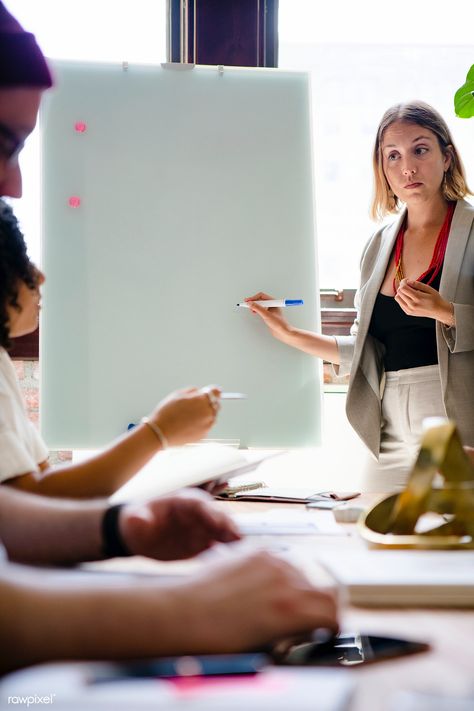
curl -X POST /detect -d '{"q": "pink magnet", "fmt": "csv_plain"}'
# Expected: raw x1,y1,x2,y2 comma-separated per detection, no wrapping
74,121,87,133
68,196,81,208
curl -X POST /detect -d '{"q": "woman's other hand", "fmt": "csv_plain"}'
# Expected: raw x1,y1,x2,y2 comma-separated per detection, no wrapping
244,292,293,342
395,279,454,324
150,385,221,447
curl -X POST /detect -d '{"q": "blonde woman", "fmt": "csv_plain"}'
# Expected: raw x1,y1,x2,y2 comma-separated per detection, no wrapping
247,102,474,491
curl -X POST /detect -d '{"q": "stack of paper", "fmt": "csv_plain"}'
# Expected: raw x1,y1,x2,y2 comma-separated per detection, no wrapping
317,550,474,607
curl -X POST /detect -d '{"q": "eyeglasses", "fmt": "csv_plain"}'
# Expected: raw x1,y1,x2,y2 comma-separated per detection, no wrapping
0,122,24,165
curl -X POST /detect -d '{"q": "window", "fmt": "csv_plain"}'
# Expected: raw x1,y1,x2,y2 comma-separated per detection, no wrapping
279,0,474,288
10,0,167,265
11,1,474,305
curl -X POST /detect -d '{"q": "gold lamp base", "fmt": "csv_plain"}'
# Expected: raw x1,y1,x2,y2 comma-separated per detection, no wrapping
359,421,474,549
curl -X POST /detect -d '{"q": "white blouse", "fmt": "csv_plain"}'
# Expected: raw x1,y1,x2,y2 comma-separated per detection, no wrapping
0,348,49,482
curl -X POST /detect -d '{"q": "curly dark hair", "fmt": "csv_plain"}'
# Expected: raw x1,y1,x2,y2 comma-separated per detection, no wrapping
0,199,37,349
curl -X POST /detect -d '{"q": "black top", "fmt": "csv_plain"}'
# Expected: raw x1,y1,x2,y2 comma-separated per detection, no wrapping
368,270,442,372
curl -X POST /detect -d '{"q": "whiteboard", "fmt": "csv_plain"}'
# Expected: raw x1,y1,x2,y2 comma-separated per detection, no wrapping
40,61,321,449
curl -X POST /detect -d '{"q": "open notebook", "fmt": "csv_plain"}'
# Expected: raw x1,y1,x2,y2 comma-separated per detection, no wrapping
110,445,275,503
216,488,360,504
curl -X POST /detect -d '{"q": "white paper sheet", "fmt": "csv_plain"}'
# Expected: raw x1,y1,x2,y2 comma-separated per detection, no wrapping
234,510,347,536
0,664,354,711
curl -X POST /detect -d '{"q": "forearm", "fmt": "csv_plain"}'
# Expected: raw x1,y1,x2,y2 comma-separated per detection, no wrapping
0,488,106,564
7,421,161,498
446,303,474,351
435,298,455,327
278,327,340,364
1,570,193,674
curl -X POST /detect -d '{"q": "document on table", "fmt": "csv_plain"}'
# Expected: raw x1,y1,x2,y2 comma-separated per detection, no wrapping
317,550,474,607
0,664,354,711
233,510,347,536
111,445,276,502
390,690,474,711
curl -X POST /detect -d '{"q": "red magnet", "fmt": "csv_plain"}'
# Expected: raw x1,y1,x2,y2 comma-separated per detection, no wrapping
74,121,87,133
68,196,81,208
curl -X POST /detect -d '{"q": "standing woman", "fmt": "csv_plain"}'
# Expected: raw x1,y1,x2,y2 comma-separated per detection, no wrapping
247,102,474,491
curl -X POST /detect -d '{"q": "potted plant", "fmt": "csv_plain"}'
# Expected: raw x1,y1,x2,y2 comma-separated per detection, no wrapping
454,64,474,118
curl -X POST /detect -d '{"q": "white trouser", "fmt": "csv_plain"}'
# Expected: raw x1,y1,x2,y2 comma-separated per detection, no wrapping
362,364,445,492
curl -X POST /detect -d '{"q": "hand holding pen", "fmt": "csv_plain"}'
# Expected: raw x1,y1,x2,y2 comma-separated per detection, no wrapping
146,387,247,449
243,292,296,343
148,386,222,448
237,298,304,308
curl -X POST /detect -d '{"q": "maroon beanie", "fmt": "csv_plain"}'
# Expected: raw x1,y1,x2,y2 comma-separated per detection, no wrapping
0,1,53,87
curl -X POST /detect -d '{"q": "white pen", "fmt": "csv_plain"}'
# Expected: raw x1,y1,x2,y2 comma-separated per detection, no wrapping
236,299,304,308
201,386,248,400
220,392,248,399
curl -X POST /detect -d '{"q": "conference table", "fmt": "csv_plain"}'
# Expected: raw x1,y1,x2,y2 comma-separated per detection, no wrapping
4,443,473,711
220,497,474,710
86,491,474,711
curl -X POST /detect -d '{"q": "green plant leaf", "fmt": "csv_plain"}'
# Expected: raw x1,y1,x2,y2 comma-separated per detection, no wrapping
454,64,474,118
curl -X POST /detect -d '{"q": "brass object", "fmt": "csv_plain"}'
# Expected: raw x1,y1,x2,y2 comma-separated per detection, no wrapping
359,420,474,549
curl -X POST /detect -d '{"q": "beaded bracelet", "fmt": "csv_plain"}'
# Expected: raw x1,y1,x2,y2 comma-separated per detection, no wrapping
444,302,456,329
141,416,169,449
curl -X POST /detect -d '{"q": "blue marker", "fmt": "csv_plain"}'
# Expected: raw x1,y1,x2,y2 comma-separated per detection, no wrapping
236,299,304,308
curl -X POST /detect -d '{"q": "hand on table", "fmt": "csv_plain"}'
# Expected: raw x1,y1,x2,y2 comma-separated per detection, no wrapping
120,489,241,560
181,549,339,652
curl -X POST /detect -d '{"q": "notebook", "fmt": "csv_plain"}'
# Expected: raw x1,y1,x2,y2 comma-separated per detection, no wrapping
317,550,474,607
216,487,360,504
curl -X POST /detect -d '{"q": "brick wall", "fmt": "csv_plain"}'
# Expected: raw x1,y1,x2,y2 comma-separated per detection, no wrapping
14,359,72,465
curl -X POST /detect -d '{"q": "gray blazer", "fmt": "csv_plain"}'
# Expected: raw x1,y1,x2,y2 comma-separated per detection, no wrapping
335,199,474,456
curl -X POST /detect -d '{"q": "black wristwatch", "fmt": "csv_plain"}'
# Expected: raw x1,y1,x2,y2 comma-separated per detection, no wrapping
101,504,133,558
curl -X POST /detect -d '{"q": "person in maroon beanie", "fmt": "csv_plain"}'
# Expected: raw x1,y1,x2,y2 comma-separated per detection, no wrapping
0,2,53,87
0,1,52,198
0,2,338,676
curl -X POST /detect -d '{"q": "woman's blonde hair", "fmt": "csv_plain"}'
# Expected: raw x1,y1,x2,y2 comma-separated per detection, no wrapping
371,101,472,221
